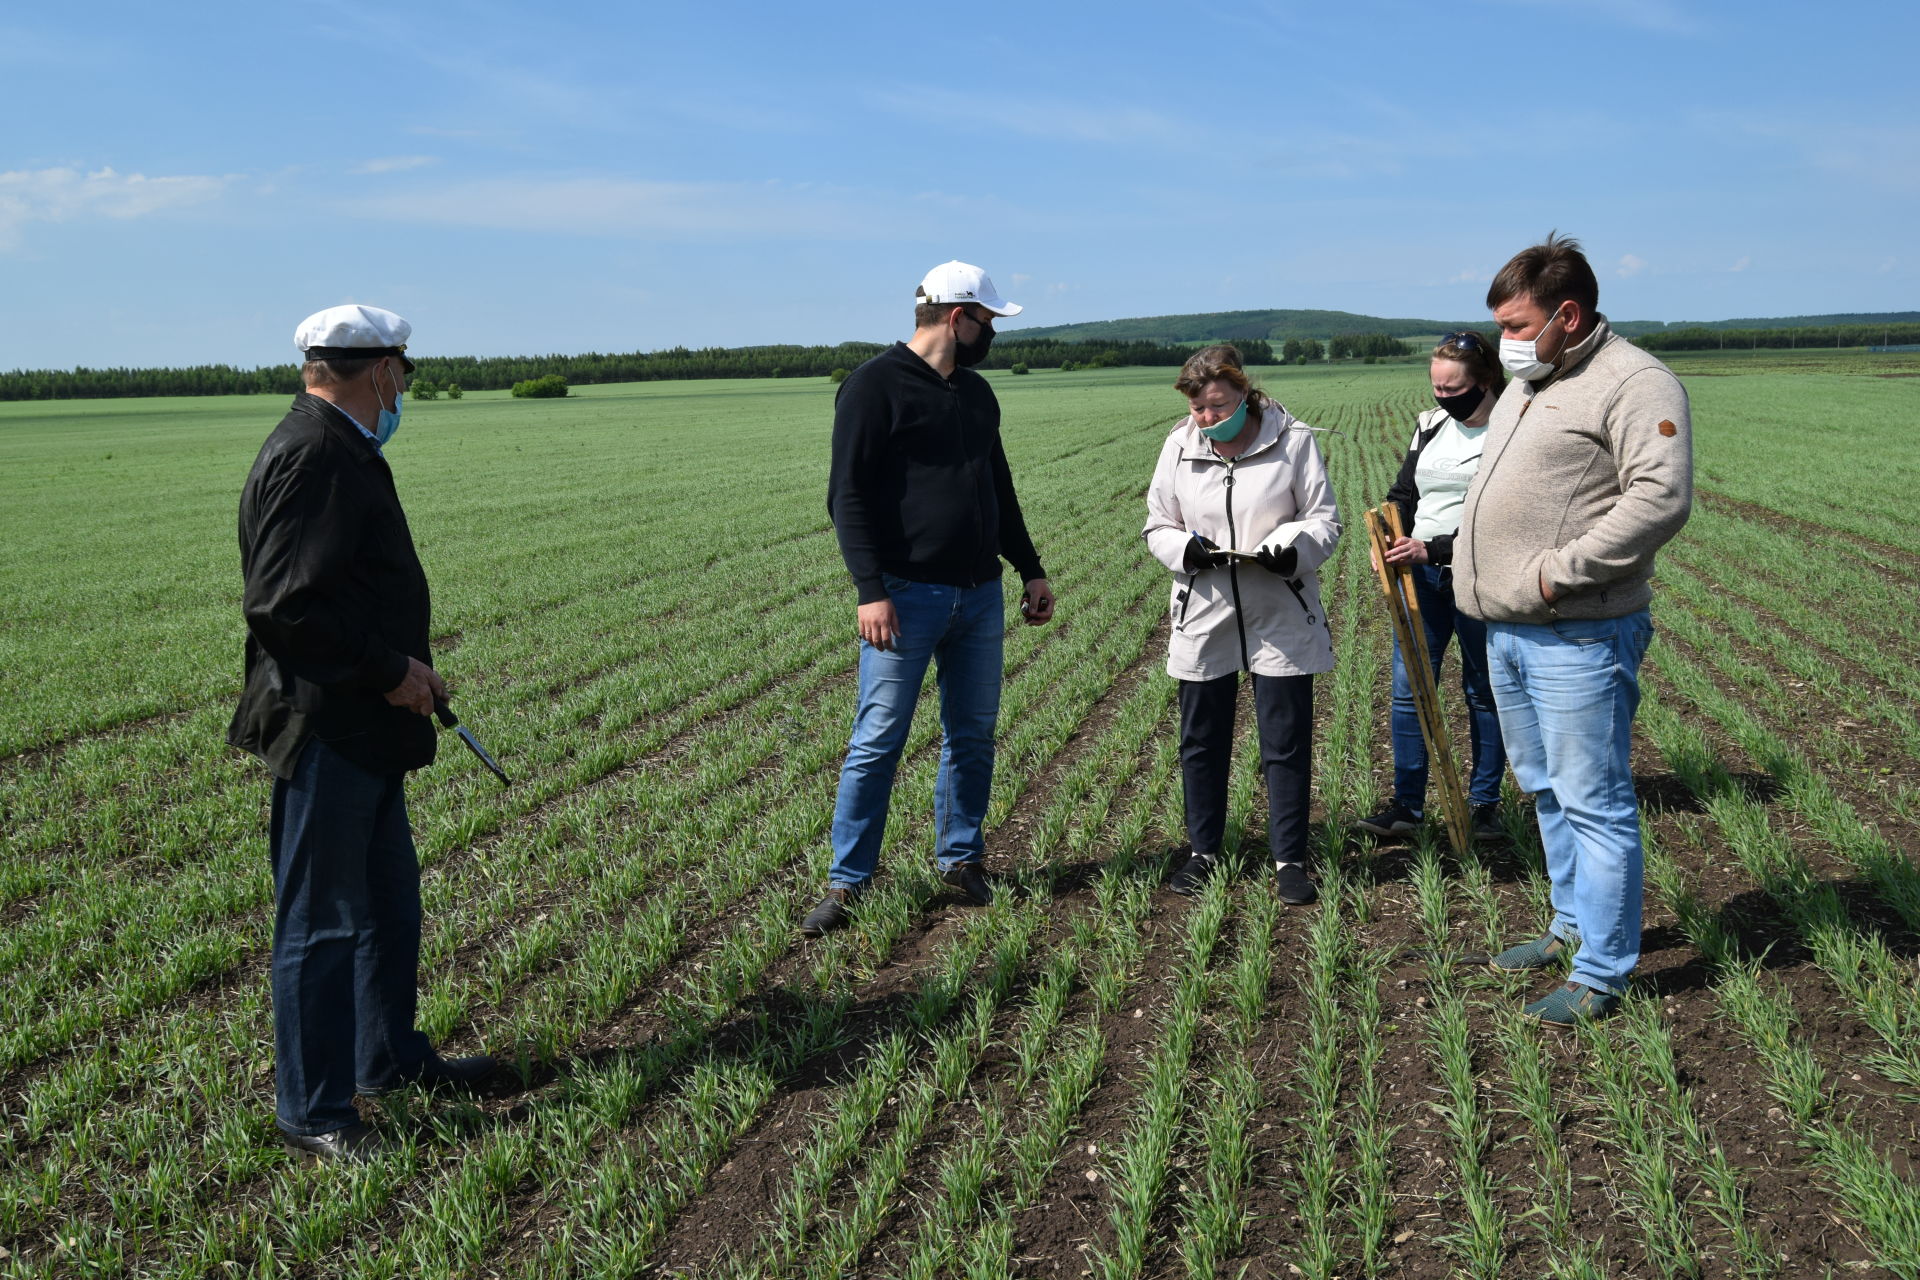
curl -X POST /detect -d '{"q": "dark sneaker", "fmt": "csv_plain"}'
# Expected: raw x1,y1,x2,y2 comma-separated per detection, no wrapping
941,863,994,907
800,887,858,937
1272,861,1318,905
359,1053,498,1097
1168,852,1219,896
1489,930,1579,973
1352,802,1421,837
1524,982,1620,1026
1470,803,1504,843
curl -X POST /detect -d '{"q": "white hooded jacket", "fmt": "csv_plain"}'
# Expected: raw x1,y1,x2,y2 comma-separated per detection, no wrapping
1143,401,1341,681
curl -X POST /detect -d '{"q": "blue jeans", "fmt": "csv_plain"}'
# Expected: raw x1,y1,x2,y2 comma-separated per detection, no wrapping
1485,611,1653,996
1390,565,1505,810
269,738,432,1135
829,576,1004,890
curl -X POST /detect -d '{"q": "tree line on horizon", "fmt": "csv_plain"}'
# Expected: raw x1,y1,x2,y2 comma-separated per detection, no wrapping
9,316,1915,402
0,337,1277,402
1630,322,1920,352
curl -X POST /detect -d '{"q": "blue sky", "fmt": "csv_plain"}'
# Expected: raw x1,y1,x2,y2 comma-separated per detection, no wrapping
2,0,1913,369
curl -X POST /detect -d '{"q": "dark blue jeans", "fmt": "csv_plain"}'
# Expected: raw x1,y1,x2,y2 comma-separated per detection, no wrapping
269,738,432,1135
1390,564,1506,810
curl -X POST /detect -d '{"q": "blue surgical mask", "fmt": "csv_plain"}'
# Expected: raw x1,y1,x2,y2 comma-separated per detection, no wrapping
375,393,403,446
372,360,404,446
1199,396,1248,442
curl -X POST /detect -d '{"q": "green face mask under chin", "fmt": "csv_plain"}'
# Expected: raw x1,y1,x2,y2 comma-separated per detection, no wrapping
1199,396,1248,442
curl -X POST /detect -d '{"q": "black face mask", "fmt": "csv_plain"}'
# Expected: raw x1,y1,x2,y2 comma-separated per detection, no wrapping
1435,385,1486,421
953,316,994,368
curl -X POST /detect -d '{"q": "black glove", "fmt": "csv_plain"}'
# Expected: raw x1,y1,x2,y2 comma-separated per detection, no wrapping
1185,533,1230,572
1255,543,1298,577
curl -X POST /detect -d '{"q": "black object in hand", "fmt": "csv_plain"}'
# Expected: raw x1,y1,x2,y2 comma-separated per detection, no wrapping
1185,533,1230,571
1255,544,1298,576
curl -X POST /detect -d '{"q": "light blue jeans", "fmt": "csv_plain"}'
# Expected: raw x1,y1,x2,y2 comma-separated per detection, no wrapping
1485,610,1653,996
828,575,1004,890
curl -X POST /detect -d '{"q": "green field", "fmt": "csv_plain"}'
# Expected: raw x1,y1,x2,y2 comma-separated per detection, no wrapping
3,350,1919,1277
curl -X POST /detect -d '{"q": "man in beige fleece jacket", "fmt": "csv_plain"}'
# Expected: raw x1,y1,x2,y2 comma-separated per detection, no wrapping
1455,233,1693,1026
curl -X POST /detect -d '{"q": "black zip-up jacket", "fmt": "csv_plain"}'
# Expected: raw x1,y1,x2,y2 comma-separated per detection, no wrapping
828,343,1045,605
227,393,436,778
1384,412,1458,567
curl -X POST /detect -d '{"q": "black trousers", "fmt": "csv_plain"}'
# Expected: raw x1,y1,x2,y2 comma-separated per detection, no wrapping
1178,672,1314,864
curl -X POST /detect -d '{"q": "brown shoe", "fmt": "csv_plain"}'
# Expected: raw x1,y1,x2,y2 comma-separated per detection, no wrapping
800,887,857,937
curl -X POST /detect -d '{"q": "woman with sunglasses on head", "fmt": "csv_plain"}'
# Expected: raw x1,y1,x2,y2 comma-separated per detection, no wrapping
1354,332,1509,843
1144,345,1341,904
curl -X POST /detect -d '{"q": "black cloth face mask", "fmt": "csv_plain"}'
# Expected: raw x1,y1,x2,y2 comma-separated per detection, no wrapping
1434,385,1486,421
953,329,993,368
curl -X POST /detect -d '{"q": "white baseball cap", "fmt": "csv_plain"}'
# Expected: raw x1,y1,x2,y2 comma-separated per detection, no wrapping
295,304,415,370
916,261,1022,318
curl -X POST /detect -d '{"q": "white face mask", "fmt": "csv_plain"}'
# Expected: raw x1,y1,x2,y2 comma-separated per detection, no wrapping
1499,306,1567,382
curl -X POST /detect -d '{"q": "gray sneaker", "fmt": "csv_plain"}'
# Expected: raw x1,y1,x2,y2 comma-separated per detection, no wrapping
1489,930,1579,973
1470,803,1504,843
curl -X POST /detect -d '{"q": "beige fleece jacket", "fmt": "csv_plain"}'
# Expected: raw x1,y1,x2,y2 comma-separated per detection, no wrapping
1455,317,1693,623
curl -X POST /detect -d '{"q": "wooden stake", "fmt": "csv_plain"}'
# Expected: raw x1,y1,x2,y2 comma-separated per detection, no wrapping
1365,503,1474,855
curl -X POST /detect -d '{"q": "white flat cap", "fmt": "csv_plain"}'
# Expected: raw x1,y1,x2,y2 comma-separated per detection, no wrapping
916,261,1022,317
295,304,413,363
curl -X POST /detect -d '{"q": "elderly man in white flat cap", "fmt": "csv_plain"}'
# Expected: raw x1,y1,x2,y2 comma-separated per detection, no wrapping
802,262,1056,937
228,304,494,1162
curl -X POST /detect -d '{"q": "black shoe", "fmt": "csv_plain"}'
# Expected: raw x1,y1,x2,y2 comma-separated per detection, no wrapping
1168,852,1219,896
941,863,994,907
1470,803,1504,843
1273,861,1318,905
800,887,857,937
279,1122,389,1164
1352,802,1421,837
360,1053,499,1097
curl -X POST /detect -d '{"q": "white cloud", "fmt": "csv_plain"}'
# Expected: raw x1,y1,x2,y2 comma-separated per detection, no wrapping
344,172,1065,242
1482,0,1702,35
0,166,231,250
1692,111,1920,193
346,175,908,240
353,155,439,175
1447,268,1487,285
1010,273,1033,285
871,88,1182,146
1729,256,1751,272
1616,253,1648,278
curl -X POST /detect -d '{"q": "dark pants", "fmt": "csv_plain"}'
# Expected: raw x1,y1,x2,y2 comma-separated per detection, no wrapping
1178,672,1314,864
269,739,432,1135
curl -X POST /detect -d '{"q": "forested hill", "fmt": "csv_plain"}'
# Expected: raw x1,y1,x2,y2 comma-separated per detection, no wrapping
1011,308,1920,344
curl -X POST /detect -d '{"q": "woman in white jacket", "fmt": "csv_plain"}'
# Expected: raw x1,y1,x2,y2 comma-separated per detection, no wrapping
1143,345,1341,903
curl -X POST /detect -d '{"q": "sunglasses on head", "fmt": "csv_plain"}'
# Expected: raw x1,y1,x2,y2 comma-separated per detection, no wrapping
1438,331,1483,351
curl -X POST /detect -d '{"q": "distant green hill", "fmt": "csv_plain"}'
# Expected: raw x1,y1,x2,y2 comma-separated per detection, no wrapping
1010,308,1919,344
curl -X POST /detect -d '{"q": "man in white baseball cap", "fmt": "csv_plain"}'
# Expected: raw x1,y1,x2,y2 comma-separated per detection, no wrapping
228,304,494,1161
804,262,1054,937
